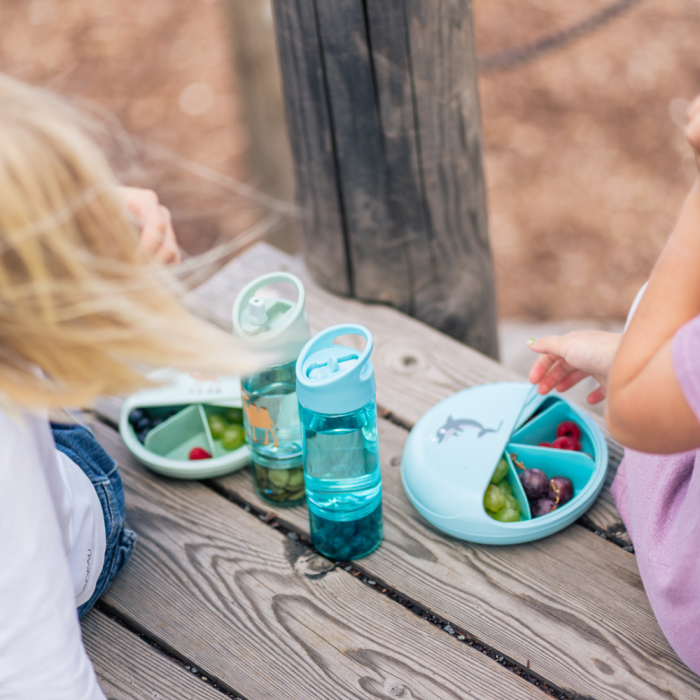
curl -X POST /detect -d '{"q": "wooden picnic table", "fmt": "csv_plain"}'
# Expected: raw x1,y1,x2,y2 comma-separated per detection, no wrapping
81,242,700,700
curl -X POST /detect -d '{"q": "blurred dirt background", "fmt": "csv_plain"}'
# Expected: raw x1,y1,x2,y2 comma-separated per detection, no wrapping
1,0,699,321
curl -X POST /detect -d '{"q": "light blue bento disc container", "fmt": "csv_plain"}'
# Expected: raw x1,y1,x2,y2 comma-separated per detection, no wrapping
401,383,608,545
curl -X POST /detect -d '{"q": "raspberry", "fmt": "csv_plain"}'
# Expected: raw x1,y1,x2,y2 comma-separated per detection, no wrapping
551,436,578,451
538,441,551,447
556,420,581,441
189,447,212,460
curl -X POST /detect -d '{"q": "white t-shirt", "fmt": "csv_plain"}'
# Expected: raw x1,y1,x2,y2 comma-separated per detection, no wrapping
0,408,107,699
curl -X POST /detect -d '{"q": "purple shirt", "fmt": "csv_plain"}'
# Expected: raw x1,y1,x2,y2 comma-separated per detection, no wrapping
611,314,700,675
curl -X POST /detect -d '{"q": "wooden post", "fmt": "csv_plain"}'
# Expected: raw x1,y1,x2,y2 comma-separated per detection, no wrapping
271,0,499,358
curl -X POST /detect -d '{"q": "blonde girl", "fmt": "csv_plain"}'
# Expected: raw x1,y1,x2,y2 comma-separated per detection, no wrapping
0,74,260,699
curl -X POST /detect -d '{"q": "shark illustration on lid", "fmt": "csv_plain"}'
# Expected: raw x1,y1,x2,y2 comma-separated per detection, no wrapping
434,416,503,443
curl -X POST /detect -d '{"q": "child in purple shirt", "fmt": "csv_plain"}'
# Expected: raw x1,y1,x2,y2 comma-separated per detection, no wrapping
527,95,700,676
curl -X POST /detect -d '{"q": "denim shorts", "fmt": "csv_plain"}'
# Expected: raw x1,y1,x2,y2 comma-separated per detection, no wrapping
51,422,136,618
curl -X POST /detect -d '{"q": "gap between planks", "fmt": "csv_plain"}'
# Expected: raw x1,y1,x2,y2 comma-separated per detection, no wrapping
88,414,700,700
90,418,549,700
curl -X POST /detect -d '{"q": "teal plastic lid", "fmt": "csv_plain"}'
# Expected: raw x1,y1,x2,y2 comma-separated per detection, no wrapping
232,272,311,365
296,324,375,415
401,383,608,544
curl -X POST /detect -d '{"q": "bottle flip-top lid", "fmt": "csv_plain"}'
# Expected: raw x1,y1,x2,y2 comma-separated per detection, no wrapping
296,324,375,415
232,272,311,365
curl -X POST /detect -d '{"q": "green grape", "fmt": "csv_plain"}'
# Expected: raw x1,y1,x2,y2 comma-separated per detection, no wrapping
493,507,520,522
225,407,243,424
221,424,245,450
490,457,509,484
483,484,506,513
504,494,520,512
499,480,513,496
208,414,227,439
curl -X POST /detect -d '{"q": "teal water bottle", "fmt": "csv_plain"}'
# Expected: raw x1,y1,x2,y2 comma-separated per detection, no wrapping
296,325,383,560
232,273,311,506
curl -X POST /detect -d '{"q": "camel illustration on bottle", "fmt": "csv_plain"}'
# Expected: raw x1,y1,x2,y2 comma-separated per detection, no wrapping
241,389,279,448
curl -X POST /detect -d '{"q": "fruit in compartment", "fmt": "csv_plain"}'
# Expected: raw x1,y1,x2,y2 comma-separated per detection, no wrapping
225,407,243,424
490,457,509,485
547,476,574,506
221,424,245,451
493,507,520,522
551,436,581,451
207,414,227,439
189,447,212,460
556,421,581,441
519,467,549,499
484,455,521,522
531,497,557,517
129,406,180,444
511,452,576,518
539,421,583,452
484,484,507,513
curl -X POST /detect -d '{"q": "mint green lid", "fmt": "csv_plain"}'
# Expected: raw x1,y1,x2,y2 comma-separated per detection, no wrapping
232,272,311,365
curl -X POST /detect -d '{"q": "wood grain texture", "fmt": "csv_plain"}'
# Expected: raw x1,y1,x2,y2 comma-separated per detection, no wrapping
90,421,544,700
271,0,498,355
180,241,626,538
271,0,350,294
82,609,224,700
211,417,700,700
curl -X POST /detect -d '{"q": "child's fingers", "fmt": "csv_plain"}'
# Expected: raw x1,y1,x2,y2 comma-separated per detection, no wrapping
529,352,558,384
536,358,579,394
553,368,589,393
586,385,607,404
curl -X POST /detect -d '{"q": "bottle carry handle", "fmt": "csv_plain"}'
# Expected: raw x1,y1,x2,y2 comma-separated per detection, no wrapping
232,272,306,340
298,324,373,379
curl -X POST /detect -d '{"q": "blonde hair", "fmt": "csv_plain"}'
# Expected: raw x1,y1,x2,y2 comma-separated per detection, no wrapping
0,74,262,408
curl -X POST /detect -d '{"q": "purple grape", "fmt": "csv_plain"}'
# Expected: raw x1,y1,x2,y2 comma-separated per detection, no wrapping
531,497,557,517
519,468,549,499
547,476,574,506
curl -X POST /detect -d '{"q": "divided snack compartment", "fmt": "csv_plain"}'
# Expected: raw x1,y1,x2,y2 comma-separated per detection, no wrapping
119,371,250,479
400,382,608,545
492,400,598,522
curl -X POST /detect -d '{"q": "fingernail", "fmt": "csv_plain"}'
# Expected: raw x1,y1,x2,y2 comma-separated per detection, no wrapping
527,337,538,346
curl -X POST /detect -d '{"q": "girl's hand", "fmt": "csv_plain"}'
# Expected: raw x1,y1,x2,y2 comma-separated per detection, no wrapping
117,187,181,265
528,331,622,404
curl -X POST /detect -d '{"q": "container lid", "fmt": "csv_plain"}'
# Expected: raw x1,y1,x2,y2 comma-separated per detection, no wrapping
296,324,375,415
231,272,311,365
119,368,249,479
401,382,609,545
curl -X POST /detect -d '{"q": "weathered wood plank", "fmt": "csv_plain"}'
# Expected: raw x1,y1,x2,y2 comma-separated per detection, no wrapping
90,411,700,699
180,241,626,537
271,0,350,293
209,417,700,700
90,420,544,700
82,609,225,700
271,0,499,355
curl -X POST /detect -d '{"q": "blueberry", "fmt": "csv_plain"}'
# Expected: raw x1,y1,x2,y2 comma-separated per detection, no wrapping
128,408,145,426
151,417,165,429
350,533,364,550
137,429,150,444
135,417,151,432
